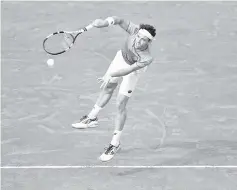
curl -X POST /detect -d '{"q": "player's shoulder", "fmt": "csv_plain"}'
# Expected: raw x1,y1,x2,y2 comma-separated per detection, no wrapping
141,47,153,58
141,48,155,65
126,21,140,35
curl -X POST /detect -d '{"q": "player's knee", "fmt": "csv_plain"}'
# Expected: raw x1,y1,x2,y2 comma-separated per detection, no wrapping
104,82,117,94
104,86,114,94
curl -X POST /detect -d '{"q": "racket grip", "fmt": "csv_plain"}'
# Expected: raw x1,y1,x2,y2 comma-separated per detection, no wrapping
85,24,93,31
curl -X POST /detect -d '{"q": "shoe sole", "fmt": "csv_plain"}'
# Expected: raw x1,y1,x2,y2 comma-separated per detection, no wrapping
72,122,98,129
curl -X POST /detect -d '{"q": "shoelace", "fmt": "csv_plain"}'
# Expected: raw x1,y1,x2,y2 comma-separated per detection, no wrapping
80,115,88,121
105,144,120,155
104,145,114,154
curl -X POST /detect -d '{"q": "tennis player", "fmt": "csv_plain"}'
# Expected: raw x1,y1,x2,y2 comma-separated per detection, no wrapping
72,16,156,162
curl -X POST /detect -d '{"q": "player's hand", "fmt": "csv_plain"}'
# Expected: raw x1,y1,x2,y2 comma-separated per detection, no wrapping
97,74,112,89
92,19,108,28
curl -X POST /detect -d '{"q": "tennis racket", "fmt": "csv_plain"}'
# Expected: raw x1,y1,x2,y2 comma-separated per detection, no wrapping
43,24,93,55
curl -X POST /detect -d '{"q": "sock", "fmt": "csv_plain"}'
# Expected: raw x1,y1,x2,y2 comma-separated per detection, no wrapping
88,104,102,119
110,130,122,147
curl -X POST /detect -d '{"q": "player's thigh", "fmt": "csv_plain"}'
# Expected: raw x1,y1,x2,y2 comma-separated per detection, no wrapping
105,66,120,84
104,81,118,93
105,51,128,84
119,66,148,97
118,72,140,97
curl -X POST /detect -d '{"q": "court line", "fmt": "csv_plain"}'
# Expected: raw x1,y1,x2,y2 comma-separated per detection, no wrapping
145,108,167,148
1,165,237,169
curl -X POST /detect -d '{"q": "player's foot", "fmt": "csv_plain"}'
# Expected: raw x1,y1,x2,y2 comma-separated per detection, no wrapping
72,115,98,129
99,144,120,162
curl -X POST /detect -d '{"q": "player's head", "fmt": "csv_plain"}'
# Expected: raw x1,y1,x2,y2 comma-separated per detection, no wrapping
135,24,156,49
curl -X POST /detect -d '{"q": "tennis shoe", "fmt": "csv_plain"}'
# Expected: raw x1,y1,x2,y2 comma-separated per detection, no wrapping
99,144,121,162
72,115,98,129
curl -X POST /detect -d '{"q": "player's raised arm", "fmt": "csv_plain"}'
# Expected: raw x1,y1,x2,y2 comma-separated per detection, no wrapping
92,16,139,35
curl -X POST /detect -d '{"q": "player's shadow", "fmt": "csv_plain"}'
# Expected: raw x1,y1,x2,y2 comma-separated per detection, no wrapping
116,139,237,176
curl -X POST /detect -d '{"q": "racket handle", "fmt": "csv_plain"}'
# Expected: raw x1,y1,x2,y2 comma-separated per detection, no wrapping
85,24,93,31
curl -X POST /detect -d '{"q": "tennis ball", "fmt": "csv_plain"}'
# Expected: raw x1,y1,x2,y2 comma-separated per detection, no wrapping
47,59,54,67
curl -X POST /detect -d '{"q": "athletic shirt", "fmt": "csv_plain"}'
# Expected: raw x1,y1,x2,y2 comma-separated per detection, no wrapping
121,22,153,67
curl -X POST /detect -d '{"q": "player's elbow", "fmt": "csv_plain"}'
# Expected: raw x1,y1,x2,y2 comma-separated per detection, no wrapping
111,16,124,25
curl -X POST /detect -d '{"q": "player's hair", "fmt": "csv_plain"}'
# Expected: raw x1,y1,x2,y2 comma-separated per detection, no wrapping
139,24,156,39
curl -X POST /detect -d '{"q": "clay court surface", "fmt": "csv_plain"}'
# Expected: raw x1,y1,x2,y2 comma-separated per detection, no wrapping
1,1,237,190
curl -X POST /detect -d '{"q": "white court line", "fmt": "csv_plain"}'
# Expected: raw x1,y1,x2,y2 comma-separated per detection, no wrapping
1,165,237,169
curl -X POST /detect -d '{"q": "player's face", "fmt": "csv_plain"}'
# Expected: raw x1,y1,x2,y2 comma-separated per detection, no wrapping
135,32,150,49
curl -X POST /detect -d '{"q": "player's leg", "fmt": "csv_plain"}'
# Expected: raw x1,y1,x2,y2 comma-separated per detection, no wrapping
99,94,129,161
94,82,118,108
112,94,129,143
88,81,118,120
72,51,122,129
99,69,143,161
71,82,118,129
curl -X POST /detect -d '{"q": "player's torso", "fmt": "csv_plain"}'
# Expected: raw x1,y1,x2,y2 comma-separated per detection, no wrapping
121,34,151,65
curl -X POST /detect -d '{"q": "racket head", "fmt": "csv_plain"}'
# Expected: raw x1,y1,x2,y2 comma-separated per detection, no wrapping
43,31,77,55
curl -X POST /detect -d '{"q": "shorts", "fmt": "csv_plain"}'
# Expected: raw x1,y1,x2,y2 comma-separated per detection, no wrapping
105,50,147,97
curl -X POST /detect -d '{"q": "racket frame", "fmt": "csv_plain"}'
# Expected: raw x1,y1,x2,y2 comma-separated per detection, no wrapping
43,24,93,55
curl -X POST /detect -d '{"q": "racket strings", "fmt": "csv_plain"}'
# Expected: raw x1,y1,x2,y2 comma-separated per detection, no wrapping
43,33,74,54
63,33,74,47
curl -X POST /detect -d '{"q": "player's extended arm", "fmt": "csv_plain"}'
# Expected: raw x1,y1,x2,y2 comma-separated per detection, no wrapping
110,63,144,77
92,16,129,30
98,63,144,89
109,57,153,77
